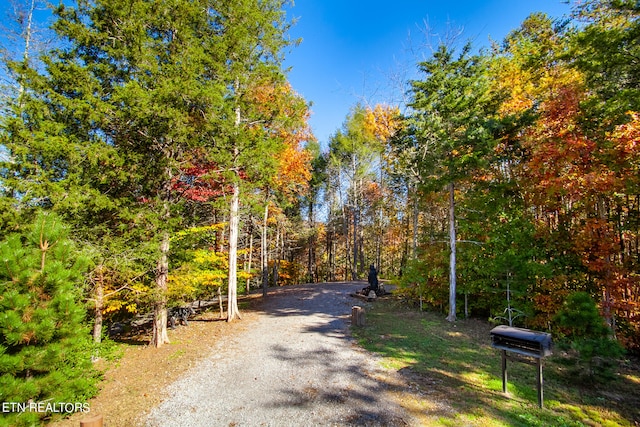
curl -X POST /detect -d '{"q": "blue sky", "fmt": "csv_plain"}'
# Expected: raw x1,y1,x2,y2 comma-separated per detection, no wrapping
0,0,571,148
283,0,572,146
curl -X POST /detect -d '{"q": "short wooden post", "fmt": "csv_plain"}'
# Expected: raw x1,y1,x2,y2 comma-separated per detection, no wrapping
351,306,365,326
80,414,103,427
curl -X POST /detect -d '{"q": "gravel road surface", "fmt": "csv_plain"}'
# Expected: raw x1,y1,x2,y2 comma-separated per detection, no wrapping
145,282,417,426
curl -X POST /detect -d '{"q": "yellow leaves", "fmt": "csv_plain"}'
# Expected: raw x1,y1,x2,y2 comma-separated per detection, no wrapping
98,275,150,315
172,223,226,241
237,271,252,281
363,104,402,143
268,260,304,286
168,248,257,300
492,47,585,119
192,249,228,267
491,57,536,116
103,299,134,314
609,111,640,168
275,141,312,198
170,249,228,291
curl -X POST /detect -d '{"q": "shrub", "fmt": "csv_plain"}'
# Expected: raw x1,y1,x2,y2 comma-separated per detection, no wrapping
553,291,624,382
0,212,99,426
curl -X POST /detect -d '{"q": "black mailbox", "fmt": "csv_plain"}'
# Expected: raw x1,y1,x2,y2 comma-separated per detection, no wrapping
490,325,553,408
490,325,552,358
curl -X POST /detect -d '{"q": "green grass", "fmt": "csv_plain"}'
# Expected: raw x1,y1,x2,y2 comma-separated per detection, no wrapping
351,299,639,427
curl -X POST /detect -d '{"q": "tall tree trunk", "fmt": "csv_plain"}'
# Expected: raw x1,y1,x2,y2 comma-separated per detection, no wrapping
92,264,105,344
598,196,615,335
327,222,335,282
447,182,457,322
151,231,170,347
412,186,419,259
308,202,316,283
14,0,38,105
227,91,242,322
261,201,269,296
352,211,358,280
227,179,242,322
246,220,254,295
218,286,224,319
352,176,358,280
273,223,280,286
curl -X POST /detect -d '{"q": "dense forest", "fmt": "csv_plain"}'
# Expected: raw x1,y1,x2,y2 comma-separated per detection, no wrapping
0,0,638,424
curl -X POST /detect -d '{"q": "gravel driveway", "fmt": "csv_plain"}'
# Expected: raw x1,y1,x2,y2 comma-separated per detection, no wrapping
145,282,417,426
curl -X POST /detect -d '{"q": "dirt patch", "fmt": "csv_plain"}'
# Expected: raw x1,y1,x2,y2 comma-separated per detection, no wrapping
49,302,260,427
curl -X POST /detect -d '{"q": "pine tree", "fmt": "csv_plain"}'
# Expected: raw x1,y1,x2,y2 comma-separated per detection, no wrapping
408,43,495,322
20,0,229,346
0,212,97,427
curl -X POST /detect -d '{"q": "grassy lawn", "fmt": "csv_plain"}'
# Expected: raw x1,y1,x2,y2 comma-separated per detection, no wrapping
351,298,640,427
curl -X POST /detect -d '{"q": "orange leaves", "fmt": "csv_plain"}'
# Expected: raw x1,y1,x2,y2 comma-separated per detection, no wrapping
523,82,620,207
275,141,312,200
362,181,383,204
246,80,315,199
362,104,401,143
609,111,640,173
574,218,618,273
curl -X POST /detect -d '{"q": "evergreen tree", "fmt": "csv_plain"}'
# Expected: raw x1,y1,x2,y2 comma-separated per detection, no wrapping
0,212,98,427
555,291,625,381
407,43,495,321
4,0,233,346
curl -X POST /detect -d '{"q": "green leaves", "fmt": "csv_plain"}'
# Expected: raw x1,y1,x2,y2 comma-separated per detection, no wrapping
407,43,495,188
0,212,97,423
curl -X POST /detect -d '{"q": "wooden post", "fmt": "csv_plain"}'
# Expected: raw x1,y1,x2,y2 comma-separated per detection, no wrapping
351,306,365,326
80,414,103,427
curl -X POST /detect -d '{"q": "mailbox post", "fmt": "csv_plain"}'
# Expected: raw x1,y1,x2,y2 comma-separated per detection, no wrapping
490,325,552,408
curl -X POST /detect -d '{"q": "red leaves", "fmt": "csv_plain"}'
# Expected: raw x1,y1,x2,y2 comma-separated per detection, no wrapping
523,83,623,209
172,163,247,202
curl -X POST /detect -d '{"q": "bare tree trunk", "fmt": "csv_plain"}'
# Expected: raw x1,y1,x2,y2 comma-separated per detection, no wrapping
151,231,170,347
226,90,243,322
352,212,358,280
227,179,242,322
273,223,280,286
412,186,419,259
18,0,35,100
327,222,335,282
92,264,105,344
598,196,615,335
307,202,316,283
246,220,254,295
261,201,269,296
340,189,350,281
218,286,224,319
352,175,358,280
447,182,457,322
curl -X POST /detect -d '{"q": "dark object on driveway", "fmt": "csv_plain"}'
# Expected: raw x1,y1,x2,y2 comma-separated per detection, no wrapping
490,325,553,408
169,306,196,328
356,265,387,299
